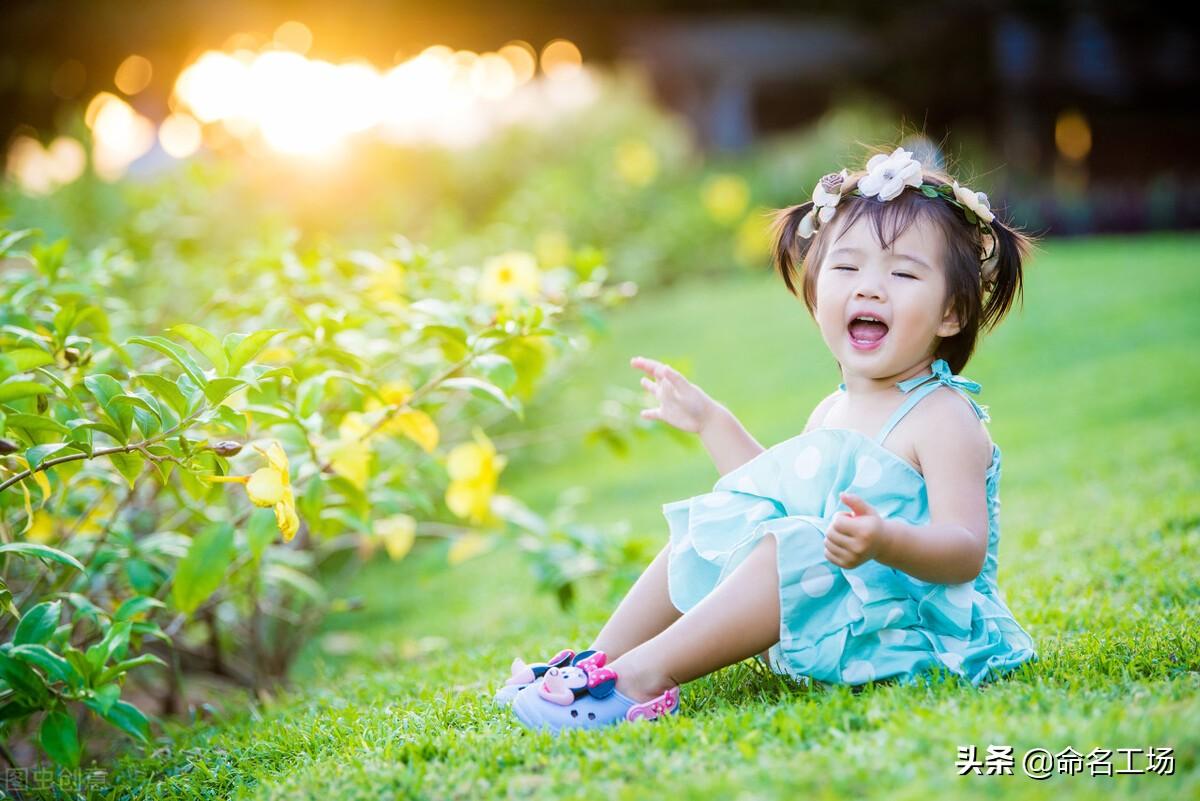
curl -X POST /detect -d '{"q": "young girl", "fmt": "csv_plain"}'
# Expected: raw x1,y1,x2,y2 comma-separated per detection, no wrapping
497,145,1040,733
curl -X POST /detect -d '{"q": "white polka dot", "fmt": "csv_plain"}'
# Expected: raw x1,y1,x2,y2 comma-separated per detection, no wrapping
735,476,760,494
842,660,875,683
945,583,976,608
793,446,822,480
851,455,882,488
845,572,870,602
938,651,964,672
941,635,969,653
842,592,863,619
799,564,833,596
884,607,903,626
747,501,777,520
878,628,906,646
701,491,734,508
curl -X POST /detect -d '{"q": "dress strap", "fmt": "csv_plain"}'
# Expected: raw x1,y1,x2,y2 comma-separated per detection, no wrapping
873,359,991,445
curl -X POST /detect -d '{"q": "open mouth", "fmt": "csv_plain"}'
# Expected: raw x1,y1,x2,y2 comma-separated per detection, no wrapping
847,317,889,350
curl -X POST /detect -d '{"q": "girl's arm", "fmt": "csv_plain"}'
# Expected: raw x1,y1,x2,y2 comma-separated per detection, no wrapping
876,392,991,584
699,403,765,478
704,390,840,478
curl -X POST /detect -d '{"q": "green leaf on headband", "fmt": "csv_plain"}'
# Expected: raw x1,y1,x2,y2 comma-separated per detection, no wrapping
963,208,978,225
921,186,939,198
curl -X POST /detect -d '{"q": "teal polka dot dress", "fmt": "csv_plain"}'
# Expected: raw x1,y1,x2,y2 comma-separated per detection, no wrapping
662,359,1037,689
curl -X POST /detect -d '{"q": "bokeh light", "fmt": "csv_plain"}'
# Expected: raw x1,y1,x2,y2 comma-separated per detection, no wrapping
273,20,313,54
540,39,582,77
1055,109,1092,161
5,135,86,194
114,54,154,96
86,93,156,180
159,113,202,158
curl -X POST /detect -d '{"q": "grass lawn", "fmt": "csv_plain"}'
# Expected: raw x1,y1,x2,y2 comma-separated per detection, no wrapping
98,232,1198,799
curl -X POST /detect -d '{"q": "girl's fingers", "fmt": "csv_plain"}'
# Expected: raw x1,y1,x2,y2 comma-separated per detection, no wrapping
640,408,660,421
630,356,665,376
640,376,656,393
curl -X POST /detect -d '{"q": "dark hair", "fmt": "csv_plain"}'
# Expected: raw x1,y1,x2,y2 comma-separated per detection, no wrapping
770,157,1039,374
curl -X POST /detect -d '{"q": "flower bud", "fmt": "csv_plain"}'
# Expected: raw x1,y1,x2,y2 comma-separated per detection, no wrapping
211,440,243,457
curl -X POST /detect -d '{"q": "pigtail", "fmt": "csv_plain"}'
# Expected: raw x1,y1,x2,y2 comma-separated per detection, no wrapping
979,215,1039,334
770,202,817,298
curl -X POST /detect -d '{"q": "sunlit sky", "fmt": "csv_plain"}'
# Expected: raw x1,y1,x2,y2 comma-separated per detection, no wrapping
6,20,597,192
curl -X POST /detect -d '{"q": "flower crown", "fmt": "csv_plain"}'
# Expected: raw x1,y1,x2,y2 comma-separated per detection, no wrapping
797,147,1000,290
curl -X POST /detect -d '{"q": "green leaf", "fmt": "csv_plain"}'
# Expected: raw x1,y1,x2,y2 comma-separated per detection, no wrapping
0,542,86,573
25,442,71,469
136,373,189,417
963,207,978,225
3,413,68,434
127,335,208,387
114,595,165,622
473,353,517,392
95,653,167,686
14,600,61,645
85,620,133,674
40,710,81,767
171,522,235,615
109,451,145,488
95,699,150,743
168,324,228,374
0,380,54,404
203,377,246,405
226,329,285,375
215,404,247,435
9,644,82,690
0,228,37,256
441,376,523,419
84,374,133,440
7,348,55,371
0,652,48,703
245,507,278,561
921,185,939,198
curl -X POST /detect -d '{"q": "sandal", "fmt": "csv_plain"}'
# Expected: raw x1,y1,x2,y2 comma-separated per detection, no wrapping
493,647,596,707
510,650,681,733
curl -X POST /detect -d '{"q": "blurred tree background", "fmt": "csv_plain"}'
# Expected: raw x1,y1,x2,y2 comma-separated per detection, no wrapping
0,0,1196,786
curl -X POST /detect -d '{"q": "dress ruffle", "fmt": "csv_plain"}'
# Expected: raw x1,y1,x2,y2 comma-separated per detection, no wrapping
662,428,1037,689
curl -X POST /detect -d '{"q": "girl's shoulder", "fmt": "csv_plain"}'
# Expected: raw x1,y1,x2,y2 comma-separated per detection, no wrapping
803,388,844,435
908,385,995,473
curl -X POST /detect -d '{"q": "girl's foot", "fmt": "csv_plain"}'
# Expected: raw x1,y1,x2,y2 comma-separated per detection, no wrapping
509,654,680,733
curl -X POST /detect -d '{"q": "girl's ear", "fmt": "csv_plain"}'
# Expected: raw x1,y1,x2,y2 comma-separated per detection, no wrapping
937,305,962,337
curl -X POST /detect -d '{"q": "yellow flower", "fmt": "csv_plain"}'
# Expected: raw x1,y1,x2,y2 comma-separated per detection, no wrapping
365,381,440,453
205,441,301,542
478,251,541,308
374,514,417,561
321,413,373,491
701,174,750,225
615,138,658,187
27,511,56,543
444,427,507,525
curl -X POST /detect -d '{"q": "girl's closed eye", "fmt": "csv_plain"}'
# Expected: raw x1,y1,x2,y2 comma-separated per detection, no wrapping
832,265,917,279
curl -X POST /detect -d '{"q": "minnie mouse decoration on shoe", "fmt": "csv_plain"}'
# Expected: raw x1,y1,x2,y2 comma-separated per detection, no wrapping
510,650,681,733
493,648,601,707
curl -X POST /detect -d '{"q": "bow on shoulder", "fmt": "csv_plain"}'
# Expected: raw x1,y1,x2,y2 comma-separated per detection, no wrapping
898,359,990,422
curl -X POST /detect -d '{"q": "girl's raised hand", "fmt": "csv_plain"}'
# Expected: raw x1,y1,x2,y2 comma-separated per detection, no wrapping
630,356,720,434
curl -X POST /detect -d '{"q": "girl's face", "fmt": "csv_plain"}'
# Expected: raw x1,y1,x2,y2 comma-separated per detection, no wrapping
813,212,960,387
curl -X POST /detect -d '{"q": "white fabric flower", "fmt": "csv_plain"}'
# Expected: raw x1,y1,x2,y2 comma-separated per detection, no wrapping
858,147,923,201
952,180,995,223
798,209,818,239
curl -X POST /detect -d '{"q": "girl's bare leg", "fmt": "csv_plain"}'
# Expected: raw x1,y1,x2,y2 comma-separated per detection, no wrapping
588,543,682,660
606,533,781,702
